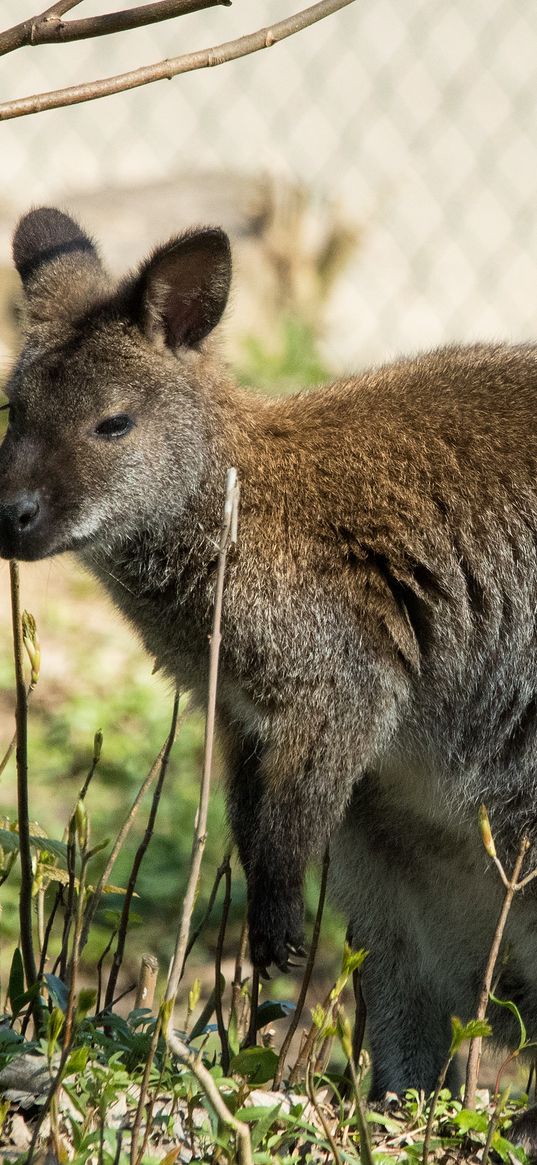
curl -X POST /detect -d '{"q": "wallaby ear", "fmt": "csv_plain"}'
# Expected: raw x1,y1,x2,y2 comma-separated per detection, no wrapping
13,207,99,286
127,228,232,350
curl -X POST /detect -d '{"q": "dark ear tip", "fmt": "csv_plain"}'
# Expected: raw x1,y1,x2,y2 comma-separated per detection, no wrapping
13,206,97,283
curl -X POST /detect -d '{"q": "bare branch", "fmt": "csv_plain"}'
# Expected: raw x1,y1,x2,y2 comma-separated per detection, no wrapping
9,561,42,1034
0,0,230,57
167,1028,253,1165
463,833,530,1109
273,846,330,1089
165,468,239,1004
0,0,357,122
0,1,82,57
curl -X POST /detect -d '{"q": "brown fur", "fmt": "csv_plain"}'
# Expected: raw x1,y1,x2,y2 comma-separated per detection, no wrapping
3,207,537,1101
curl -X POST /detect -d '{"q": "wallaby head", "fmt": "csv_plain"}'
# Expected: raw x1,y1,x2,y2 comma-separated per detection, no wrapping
0,206,232,561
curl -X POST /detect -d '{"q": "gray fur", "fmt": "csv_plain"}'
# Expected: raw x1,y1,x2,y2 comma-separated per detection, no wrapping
2,207,537,1097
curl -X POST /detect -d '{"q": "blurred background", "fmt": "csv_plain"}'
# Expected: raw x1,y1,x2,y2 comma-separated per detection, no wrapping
1,0,537,1047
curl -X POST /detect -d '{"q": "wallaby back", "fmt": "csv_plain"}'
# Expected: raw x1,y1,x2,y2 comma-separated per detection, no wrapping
2,207,537,1101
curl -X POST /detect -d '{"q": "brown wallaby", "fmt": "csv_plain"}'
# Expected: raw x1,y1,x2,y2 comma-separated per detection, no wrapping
3,207,537,1106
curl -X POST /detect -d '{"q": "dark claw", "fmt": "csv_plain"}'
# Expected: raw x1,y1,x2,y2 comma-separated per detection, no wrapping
276,960,290,973
259,966,271,981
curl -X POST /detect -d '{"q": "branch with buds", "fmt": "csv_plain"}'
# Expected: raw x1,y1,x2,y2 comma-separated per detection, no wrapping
0,0,356,121
464,806,536,1109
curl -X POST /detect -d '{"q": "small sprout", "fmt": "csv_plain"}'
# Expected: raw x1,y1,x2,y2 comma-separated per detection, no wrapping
450,1014,492,1057
189,978,201,1015
75,799,88,851
479,804,496,858
75,987,97,1023
159,997,174,1031
311,1002,327,1030
46,1007,65,1055
93,729,103,765
337,1012,354,1061
22,610,40,686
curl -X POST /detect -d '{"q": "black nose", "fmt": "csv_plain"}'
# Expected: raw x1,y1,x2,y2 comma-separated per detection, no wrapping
3,492,40,531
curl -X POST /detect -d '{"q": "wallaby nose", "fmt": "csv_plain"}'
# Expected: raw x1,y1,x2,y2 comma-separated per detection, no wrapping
0,491,41,536
10,492,40,530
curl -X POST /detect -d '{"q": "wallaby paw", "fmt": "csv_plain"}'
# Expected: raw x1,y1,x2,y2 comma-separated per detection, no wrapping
248,887,305,973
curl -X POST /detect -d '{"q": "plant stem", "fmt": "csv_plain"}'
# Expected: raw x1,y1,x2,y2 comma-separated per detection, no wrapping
9,561,41,1034
165,468,239,1004
464,832,530,1109
104,692,179,1009
274,847,330,1088
214,854,232,1071
422,1054,453,1165
346,1054,374,1165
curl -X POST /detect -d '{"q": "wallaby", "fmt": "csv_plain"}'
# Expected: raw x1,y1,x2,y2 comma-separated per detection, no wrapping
3,207,537,1105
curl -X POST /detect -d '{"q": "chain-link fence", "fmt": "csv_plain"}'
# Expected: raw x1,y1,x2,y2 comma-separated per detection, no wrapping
2,0,537,369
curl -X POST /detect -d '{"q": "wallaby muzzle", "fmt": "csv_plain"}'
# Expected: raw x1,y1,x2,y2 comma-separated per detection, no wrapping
0,488,46,560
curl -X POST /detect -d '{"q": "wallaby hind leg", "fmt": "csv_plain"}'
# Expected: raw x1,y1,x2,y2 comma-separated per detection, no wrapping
362,956,460,1100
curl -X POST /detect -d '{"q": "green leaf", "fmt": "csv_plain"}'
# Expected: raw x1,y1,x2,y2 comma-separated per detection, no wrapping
366,1110,403,1133
44,973,69,1013
449,1015,492,1055
229,1046,279,1084
64,1046,89,1077
0,829,19,854
75,988,96,1021
453,1109,488,1133
8,948,24,1016
244,1103,282,1150
255,1000,294,1031
341,943,368,977
227,1010,240,1059
29,835,68,863
490,993,527,1050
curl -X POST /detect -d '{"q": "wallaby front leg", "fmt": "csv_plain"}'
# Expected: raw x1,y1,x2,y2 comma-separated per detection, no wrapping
245,666,409,972
246,725,354,972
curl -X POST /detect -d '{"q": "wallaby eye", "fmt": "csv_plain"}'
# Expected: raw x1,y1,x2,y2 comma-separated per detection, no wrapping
94,414,134,439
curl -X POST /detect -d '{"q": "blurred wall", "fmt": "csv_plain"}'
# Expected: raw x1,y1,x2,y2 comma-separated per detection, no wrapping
2,0,537,368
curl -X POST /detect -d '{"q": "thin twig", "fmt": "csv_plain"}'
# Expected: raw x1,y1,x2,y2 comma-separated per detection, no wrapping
346,1053,374,1165
58,811,77,980
9,561,41,1034
214,854,232,1071
274,846,330,1088
305,1059,342,1165
351,970,367,1066
130,1004,164,1165
246,967,260,1049
104,693,180,1010
135,953,159,1012
182,854,230,972
96,927,117,1015
230,912,249,1041
80,707,187,952
0,0,229,55
36,886,61,980
0,0,357,121
0,680,35,780
28,810,90,1163
464,833,530,1109
422,1052,454,1165
483,1087,509,1165
167,1029,253,1165
290,985,332,1086
162,470,250,1163
165,468,239,1004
